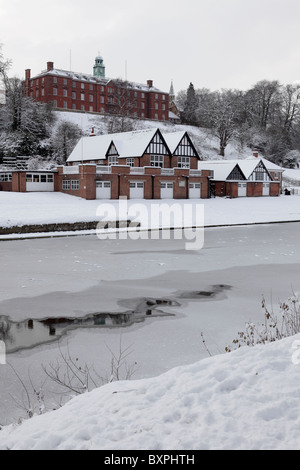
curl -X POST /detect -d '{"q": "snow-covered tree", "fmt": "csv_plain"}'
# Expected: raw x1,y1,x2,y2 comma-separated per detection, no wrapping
51,120,82,164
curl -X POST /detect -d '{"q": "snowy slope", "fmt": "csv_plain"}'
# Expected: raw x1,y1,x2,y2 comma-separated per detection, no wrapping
1,334,300,450
55,110,253,161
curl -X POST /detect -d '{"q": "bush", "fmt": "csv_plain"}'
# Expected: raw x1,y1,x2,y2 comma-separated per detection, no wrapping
226,293,300,352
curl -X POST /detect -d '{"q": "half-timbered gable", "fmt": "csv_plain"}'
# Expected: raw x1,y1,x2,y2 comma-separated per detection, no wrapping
163,131,200,170
239,160,272,182
249,161,272,182
144,130,170,156
227,164,246,181
106,142,119,157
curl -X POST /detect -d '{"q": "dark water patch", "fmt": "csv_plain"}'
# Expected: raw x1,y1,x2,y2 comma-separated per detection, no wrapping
0,287,232,354
0,298,177,354
177,284,232,300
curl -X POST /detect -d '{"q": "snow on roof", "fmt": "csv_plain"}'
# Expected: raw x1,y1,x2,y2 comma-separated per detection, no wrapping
198,156,284,181
36,68,165,92
67,128,162,162
112,129,161,158
67,134,114,162
246,156,284,172
198,160,239,180
162,131,186,153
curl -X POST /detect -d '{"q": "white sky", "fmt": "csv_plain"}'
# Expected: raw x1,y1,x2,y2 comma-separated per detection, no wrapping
1,0,300,94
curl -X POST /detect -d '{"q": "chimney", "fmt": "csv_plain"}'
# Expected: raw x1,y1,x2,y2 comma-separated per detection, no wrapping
253,148,259,158
90,127,96,137
47,61,54,72
147,80,153,88
25,69,31,80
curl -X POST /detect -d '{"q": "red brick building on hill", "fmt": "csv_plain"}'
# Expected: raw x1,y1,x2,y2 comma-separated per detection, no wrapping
23,56,170,121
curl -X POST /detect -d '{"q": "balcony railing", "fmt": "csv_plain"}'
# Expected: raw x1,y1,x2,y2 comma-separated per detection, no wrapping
130,167,145,175
189,169,202,177
161,168,174,176
63,166,79,174
97,166,112,174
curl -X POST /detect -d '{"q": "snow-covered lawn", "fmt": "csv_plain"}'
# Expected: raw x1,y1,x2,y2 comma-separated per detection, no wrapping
1,334,300,450
0,192,300,233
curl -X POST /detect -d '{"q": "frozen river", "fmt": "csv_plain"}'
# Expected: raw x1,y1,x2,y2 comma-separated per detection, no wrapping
0,222,299,425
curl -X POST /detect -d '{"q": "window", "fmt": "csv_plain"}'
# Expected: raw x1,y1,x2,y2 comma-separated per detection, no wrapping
89,84,93,91
72,91,76,99
150,155,164,168
63,89,68,97
155,103,158,110
127,158,135,167
178,156,190,169
81,105,85,111
53,77,57,84
0,173,12,182
108,156,118,166
141,93,145,99
89,106,93,112
255,171,264,181
71,180,79,190
62,180,70,190
53,88,57,95
89,94,93,102
81,83,85,89
81,93,85,101
63,101,68,109
64,79,67,85
41,175,47,183
47,174,54,183
26,174,33,182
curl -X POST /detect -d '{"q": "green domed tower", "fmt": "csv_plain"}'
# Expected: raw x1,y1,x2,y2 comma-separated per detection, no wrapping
93,55,105,78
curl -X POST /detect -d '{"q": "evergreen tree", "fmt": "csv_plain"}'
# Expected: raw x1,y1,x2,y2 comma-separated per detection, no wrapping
182,83,198,125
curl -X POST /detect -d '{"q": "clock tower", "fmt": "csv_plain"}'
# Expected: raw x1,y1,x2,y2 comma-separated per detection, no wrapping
93,55,105,78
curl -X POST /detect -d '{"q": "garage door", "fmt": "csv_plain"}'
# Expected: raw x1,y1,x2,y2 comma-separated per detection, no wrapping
161,182,174,199
96,181,111,199
26,173,54,192
189,182,201,199
263,183,270,196
238,183,247,197
130,182,144,199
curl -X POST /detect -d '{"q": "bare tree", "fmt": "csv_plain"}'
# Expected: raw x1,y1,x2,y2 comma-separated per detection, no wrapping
205,90,243,156
105,79,137,133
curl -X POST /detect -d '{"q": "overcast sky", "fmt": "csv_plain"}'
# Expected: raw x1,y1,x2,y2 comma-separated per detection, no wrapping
1,0,300,94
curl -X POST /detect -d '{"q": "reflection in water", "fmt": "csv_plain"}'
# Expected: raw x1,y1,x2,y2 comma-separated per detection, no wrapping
0,285,232,354
0,298,177,353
